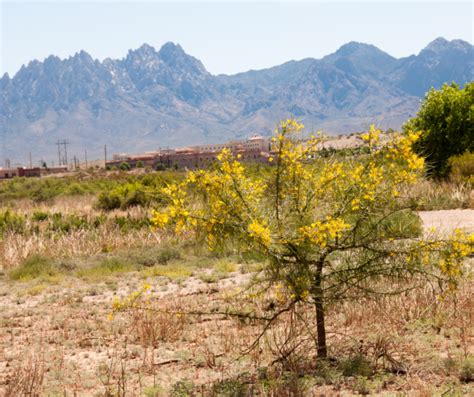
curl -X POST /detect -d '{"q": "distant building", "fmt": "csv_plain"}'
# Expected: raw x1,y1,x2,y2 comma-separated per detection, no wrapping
107,134,272,170
0,168,19,179
0,166,68,180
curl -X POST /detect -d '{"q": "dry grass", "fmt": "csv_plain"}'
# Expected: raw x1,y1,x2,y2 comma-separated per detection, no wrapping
0,180,473,395
0,266,472,395
410,180,473,210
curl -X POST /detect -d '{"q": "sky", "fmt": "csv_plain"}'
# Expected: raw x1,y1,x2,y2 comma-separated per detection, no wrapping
1,1,473,77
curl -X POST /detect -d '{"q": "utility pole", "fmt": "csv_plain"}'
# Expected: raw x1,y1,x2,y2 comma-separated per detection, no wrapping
55,140,70,166
84,149,88,169
104,144,107,168
56,141,62,166
29,152,32,168
63,141,69,167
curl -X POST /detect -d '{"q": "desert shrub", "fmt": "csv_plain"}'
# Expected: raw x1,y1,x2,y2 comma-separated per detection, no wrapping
156,244,182,265
0,210,25,236
341,355,373,377
153,120,472,360
96,190,122,211
119,162,131,171
170,380,195,397
459,356,474,383
9,255,57,281
76,257,133,278
48,213,89,233
96,182,151,211
136,160,144,168
409,180,472,210
211,379,249,396
113,215,151,231
449,151,474,185
31,210,49,222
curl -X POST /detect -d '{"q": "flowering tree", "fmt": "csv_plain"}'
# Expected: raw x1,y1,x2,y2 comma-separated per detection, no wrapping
152,120,472,358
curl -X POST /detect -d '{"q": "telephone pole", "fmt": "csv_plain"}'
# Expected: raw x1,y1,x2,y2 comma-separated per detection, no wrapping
55,140,70,166
104,144,107,168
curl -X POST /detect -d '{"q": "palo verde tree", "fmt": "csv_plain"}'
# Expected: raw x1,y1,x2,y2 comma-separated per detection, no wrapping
152,120,472,358
404,82,474,178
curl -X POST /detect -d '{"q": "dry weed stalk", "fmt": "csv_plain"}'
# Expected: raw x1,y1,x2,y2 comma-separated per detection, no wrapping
2,352,45,397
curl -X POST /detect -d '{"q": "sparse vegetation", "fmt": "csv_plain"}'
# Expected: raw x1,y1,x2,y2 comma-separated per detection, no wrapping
0,121,472,395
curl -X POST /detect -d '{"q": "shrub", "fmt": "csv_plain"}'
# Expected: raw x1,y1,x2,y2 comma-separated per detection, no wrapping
96,191,122,211
9,255,57,281
449,151,474,185
156,245,182,265
153,120,472,360
0,209,26,236
119,162,131,171
405,82,474,177
341,355,373,377
459,357,474,383
31,210,49,222
170,380,195,397
96,182,151,211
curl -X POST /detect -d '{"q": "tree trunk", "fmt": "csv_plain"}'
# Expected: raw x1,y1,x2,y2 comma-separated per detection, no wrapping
313,260,327,358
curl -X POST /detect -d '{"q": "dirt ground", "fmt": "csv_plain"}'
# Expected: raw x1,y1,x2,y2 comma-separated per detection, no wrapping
419,209,474,234
0,211,472,396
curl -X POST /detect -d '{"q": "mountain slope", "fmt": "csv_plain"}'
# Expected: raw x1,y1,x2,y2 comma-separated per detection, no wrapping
1,38,472,163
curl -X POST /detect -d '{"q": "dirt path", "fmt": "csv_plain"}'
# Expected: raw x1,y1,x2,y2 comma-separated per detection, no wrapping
418,209,474,234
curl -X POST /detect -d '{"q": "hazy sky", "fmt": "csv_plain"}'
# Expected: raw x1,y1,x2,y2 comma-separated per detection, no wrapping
1,1,473,77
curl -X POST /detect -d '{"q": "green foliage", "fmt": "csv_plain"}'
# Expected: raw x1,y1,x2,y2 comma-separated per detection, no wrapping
170,380,195,397
449,151,474,185
405,82,474,177
143,385,164,397
31,210,49,222
211,379,249,396
0,170,181,206
459,356,474,383
341,355,373,377
0,209,25,236
155,244,182,265
96,182,150,210
377,209,422,239
9,255,57,281
76,257,134,279
119,162,131,171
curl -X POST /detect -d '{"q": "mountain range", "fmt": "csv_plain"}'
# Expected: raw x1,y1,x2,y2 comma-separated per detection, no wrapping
1,37,473,164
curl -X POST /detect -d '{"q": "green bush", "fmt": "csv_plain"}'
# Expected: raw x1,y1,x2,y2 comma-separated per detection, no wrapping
119,162,131,171
9,255,57,281
341,355,373,377
379,209,422,239
96,191,122,211
49,213,89,233
31,210,49,222
170,380,195,397
459,356,474,383
0,210,25,236
449,151,474,185
405,82,474,178
96,182,151,211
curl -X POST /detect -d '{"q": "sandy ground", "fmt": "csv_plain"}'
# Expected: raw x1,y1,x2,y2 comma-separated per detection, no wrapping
0,210,472,395
419,209,474,234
